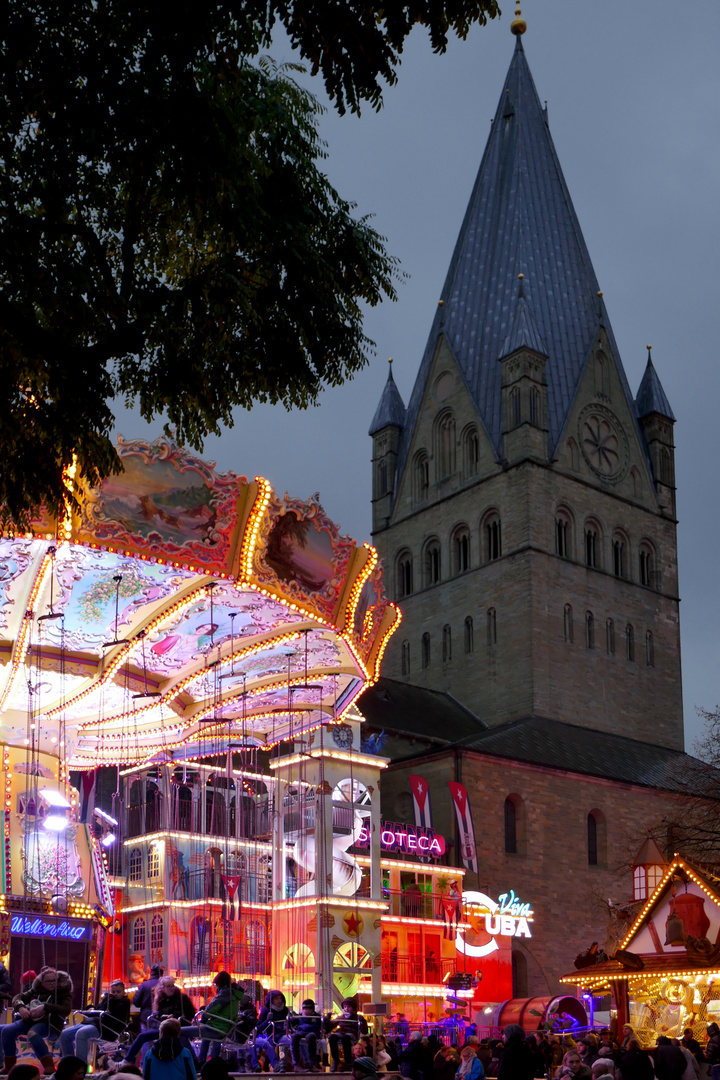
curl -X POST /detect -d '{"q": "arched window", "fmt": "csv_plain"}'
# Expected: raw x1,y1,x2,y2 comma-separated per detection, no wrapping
442,624,452,663
423,540,441,587
401,640,410,676
436,411,456,479
464,617,474,654
133,916,146,954
563,604,573,644
648,864,663,893
630,466,640,497
587,812,604,868
626,623,635,662
483,513,502,562
378,460,388,496
504,795,526,856
639,543,656,588
147,845,160,879
633,865,647,901
151,913,164,952
396,551,413,599
594,352,610,398
646,631,655,668
486,607,497,647
659,447,672,485
584,520,601,569
504,798,517,854
511,386,521,427
606,618,615,655
129,847,142,883
612,533,627,578
567,438,580,471
463,428,480,478
413,452,430,504
452,526,470,574
587,809,607,867
555,515,570,558
585,611,595,649
421,633,431,670
512,950,529,997
529,387,540,426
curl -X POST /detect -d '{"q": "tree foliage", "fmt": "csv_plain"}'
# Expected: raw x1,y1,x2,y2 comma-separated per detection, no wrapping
0,1,499,524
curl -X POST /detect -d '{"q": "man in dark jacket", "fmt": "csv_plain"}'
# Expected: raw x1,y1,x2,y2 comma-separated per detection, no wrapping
289,999,322,1070
653,1036,687,1080
134,967,165,1030
60,978,131,1061
196,973,252,1066
253,991,290,1072
2,966,73,1073
497,1024,534,1080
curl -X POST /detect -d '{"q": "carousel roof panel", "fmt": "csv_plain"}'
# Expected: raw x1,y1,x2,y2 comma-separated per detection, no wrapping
1,437,398,765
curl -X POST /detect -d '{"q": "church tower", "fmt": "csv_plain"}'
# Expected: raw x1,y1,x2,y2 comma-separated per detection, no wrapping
369,27,683,751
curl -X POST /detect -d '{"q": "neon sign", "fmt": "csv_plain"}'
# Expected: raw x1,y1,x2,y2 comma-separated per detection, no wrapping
356,820,446,857
10,916,91,942
456,890,534,958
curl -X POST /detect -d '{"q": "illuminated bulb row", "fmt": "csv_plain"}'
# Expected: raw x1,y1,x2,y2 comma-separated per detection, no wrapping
269,748,389,771
0,551,54,713
343,545,377,635
354,855,466,877
273,897,387,912
239,477,272,581
368,605,401,682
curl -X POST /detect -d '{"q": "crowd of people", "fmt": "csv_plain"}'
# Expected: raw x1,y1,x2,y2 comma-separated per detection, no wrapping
2,965,720,1080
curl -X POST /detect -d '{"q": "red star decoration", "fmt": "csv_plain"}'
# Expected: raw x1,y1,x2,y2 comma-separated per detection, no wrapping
343,912,360,936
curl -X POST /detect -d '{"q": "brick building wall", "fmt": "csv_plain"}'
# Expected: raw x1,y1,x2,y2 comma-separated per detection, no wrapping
380,751,685,998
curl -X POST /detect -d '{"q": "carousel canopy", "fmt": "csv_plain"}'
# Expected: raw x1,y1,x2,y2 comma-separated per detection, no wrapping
0,437,398,768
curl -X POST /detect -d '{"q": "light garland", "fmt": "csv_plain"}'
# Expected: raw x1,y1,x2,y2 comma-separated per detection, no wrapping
620,857,718,949
122,830,272,853
273,897,388,912
355,856,465,876
270,748,389,771
239,478,272,581
122,898,271,914
343,545,377,635
0,550,54,713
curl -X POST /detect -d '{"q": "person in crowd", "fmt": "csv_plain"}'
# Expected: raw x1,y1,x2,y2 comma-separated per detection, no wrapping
617,1037,653,1080
591,1060,616,1080
562,1035,578,1054
351,1057,378,1080
60,979,130,1062
681,1029,702,1065
576,1040,598,1069
327,999,367,1074
133,969,165,1031
395,1016,410,1041
19,973,37,995
195,973,250,1067
597,1033,618,1063
434,1044,459,1080
707,1022,720,1078
120,977,197,1067
142,1019,196,1080
456,1045,484,1080
0,964,11,1007
54,1058,88,1080
496,1025,534,1080
290,999,322,1072
2,967,73,1074
398,1030,424,1080
653,1035,687,1080
525,1035,545,1078
373,1035,392,1073
621,1026,636,1050
254,990,290,1072
6,1066,41,1080
671,1037,699,1080
556,1051,592,1080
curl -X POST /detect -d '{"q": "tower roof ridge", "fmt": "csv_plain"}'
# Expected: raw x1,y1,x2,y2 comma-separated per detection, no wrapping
636,351,675,421
393,38,640,485
369,361,406,435
500,278,547,358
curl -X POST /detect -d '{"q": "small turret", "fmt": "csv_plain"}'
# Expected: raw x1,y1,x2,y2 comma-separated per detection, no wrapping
636,347,676,516
370,360,406,533
631,835,668,901
499,276,548,464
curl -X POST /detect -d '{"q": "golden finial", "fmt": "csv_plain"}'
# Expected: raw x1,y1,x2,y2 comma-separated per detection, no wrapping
511,3,527,35
518,273,524,280
597,291,603,298
388,357,393,366
647,344,652,353
438,300,445,307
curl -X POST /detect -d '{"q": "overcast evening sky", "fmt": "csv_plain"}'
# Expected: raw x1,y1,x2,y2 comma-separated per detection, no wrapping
116,1,720,753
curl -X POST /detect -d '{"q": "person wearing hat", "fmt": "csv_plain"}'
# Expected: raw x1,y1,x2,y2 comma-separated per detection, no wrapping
290,1000,322,1071
196,973,252,1067
352,1057,378,1080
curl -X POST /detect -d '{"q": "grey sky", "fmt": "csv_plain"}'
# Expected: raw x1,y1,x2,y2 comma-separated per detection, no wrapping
116,1,720,752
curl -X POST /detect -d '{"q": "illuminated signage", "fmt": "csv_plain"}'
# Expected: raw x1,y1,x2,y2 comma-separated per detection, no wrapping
456,890,534,958
10,916,91,942
356,820,446,857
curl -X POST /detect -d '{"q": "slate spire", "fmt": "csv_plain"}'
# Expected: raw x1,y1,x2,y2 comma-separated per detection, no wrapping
394,32,639,484
500,274,547,359
636,349,675,421
369,360,406,435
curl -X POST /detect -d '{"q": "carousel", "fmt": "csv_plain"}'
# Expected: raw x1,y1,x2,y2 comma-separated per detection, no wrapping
0,436,399,1012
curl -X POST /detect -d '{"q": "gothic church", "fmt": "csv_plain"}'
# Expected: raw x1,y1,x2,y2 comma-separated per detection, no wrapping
359,22,706,999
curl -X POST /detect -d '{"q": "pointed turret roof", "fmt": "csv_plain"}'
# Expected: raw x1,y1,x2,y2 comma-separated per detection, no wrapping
636,353,675,421
500,276,547,359
395,34,640,480
369,363,406,435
